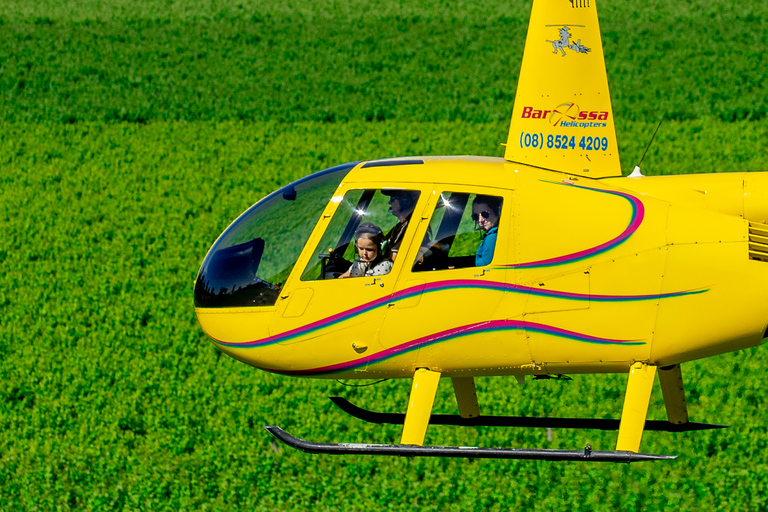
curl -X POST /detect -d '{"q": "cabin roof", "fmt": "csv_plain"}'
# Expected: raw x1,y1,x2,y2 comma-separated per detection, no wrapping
343,156,520,188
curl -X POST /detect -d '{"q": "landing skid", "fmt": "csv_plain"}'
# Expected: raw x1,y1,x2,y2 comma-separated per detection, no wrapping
265,426,675,462
330,397,727,432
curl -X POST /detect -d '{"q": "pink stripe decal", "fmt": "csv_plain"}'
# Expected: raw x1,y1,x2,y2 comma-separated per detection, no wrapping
211,279,705,349
257,320,644,376
498,182,645,269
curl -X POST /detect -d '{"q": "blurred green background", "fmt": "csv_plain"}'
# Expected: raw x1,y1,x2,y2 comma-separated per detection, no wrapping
1,0,767,510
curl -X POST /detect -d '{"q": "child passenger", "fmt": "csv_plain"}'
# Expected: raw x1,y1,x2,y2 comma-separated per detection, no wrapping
339,222,393,278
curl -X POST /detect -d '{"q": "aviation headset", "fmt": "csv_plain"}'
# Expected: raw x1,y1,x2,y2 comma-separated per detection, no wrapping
383,189,419,213
354,222,390,256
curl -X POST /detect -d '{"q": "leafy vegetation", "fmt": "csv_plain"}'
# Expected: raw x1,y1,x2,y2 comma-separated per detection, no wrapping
1,0,767,124
2,0,768,510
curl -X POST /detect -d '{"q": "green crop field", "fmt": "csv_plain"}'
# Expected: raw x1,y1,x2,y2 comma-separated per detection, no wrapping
2,0,768,510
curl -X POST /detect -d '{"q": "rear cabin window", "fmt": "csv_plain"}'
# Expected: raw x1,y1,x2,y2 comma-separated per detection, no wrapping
412,192,503,272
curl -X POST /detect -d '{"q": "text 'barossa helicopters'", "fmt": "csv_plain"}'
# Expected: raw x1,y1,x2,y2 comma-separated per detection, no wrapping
194,0,768,462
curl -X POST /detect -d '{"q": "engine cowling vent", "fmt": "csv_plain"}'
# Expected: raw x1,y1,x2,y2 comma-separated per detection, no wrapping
748,222,768,262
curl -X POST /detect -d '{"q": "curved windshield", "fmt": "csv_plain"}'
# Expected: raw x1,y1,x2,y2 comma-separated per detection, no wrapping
194,162,357,308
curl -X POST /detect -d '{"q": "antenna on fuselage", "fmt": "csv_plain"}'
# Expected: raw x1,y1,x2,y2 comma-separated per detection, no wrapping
628,119,663,178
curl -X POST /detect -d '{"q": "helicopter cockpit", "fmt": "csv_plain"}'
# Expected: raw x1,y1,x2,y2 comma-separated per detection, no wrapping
193,162,356,308
299,187,504,279
194,158,506,310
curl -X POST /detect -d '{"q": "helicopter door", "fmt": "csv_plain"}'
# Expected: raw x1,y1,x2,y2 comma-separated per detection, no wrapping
270,187,422,372
514,177,663,367
377,189,528,373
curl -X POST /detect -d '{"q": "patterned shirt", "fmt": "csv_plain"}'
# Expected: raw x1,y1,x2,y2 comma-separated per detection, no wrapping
347,258,393,277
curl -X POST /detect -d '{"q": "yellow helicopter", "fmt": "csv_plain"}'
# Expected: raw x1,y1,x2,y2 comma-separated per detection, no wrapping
193,0,768,462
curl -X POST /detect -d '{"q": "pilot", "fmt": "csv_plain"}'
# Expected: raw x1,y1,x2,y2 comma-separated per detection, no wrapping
383,190,420,261
338,223,393,278
472,195,502,266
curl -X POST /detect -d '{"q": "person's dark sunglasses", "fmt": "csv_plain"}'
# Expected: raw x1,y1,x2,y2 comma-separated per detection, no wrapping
471,210,492,222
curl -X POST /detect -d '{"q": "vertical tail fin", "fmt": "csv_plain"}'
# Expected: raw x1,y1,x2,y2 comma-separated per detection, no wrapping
505,0,621,178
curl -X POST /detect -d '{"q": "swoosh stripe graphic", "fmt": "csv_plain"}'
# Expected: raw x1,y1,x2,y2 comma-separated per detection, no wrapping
497,182,645,269
259,319,644,376
211,279,706,349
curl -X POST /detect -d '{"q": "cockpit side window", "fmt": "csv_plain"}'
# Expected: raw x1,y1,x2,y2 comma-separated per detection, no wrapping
413,192,503,272
301,188,421,280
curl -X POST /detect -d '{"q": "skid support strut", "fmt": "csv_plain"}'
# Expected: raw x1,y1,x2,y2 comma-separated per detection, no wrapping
451,376,480,419
616,362,657,453
658,364,689,425
401,368,442,446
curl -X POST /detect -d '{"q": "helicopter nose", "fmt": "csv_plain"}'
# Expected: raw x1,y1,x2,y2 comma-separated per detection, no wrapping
196,308,278,363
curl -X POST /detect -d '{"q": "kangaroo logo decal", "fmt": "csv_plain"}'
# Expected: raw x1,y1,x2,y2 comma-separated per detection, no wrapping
546,25,591,56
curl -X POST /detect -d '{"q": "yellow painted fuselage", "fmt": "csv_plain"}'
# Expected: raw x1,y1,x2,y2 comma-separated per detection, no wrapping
195,157,768,379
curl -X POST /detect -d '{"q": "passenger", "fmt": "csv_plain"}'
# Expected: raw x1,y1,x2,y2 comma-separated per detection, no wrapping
339,223,393,278
382,190,420,261
472,195,502,266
